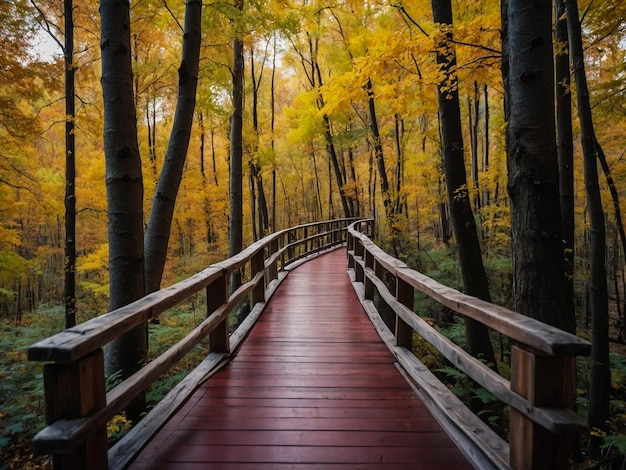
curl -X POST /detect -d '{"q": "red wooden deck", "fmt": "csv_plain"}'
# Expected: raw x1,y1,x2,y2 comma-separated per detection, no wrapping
130,250,472,469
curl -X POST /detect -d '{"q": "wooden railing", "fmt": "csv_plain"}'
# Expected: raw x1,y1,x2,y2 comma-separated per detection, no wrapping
347,220,591,470
28,218,359,470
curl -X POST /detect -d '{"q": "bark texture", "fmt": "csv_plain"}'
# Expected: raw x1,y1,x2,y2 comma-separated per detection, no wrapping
506,0,568,330
100,0,146,408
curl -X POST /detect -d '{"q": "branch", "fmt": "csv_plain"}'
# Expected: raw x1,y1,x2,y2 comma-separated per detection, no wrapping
450,39,501,55
29,0,64,53
591,86,626,110
456,55,501,70
391,4,429,37
77,207,108,215
162,0,184,32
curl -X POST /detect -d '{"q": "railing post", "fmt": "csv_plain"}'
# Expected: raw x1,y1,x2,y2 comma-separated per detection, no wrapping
395,275,414,350
303,226,308,256
287,230,294,262
347,230,355,269
269,238,279,281
44,349,107,470
208,274,229,353
354,239,365,283
364,250,375,300
509,346,574,470
251,249,265,304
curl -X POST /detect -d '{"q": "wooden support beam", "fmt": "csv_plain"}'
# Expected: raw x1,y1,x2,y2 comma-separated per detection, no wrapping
354,240,365,283
208,274,229,354
43,349,107,470
269,239,279,281
251,250,266,304
395,277,413,350
364,250,375,300
509,346,574,470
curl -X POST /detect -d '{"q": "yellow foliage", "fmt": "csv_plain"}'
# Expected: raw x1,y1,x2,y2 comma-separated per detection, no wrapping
107,413,132,440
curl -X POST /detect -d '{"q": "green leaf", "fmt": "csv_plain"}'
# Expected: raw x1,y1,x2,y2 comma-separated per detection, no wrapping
7,422,24,435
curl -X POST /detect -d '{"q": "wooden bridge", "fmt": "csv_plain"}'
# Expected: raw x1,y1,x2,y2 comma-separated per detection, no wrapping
28,219,591,469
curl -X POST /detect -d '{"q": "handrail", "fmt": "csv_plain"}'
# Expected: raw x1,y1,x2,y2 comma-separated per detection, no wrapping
347,220,591,470
28,218,361,469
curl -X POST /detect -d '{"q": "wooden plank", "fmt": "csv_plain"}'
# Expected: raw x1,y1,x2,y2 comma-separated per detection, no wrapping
28,267,223,364
348,271,509,469
38,350,107,468
157,429,452,447
509,346,573,470
145,444,470,464
347,226,590,357
108,352,227,470
110,269,294,469
366,268,586,434
131,250,472,469
29,220,354,365
394,348,510,470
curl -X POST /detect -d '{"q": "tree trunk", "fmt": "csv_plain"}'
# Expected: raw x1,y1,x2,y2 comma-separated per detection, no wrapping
309,34,352,218
366,78,402,255
555,0,576,333
366,78,392,218
566,0,611,455
144,0,202,294
271,35,277,232
483,84,490,207
250,44,269,237
348,147,360,216
249,164,258,241
100,0,146,420
229,0,244,291
431,0,497,368
506,0,570,331
393,113,405,216
596,140,626,291
468,82,481,210
64,0,76,329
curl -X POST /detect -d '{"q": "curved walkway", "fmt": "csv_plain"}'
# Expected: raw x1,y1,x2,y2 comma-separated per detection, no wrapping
130,249,472,469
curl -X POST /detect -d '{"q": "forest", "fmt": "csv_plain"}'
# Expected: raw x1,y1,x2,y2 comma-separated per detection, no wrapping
1,0,625,468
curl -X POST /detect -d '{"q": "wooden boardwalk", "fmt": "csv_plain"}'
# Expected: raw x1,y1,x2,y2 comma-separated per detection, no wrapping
130,250,472,469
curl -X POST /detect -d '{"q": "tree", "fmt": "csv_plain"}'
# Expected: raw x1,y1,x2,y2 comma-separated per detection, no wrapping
431,0,497,368
555,0,575,333
566,0,611,454
229,0,245,290
63,0,76,329
249,43,270,240
144,0,203,294
100,0,146,418
505,0,574,332
290,5,354,219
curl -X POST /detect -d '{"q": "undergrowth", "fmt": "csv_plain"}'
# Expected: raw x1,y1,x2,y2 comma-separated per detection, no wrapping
0,302,207,469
